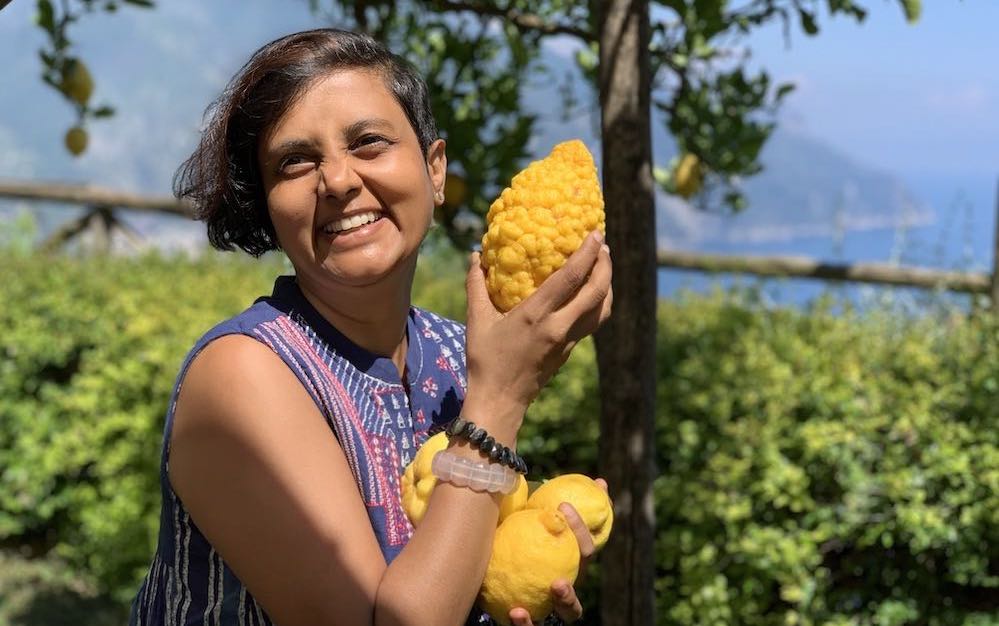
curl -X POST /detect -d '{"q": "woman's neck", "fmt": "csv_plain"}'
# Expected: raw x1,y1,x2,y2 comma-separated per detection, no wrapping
295,265,415,378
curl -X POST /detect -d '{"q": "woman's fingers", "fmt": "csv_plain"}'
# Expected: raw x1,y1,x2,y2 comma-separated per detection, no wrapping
555,242,612,341
559,503,596,560
509,607,535,626
509,579,586,625
521,231,604,316
465,251,501,325
551,579,584,623
559,502,596,589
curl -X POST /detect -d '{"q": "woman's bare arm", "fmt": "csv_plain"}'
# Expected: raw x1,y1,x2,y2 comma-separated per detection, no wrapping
168,233,612,626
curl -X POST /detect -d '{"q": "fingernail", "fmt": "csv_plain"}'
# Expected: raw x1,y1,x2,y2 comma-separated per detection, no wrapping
592,230,603,243
601,244,610,254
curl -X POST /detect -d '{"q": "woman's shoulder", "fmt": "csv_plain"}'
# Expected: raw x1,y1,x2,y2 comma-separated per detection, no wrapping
190,297,287,351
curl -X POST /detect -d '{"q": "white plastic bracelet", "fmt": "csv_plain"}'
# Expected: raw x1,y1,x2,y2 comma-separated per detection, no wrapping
431,450,519,494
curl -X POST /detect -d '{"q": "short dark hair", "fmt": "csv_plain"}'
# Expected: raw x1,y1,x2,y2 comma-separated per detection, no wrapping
175,28,439,256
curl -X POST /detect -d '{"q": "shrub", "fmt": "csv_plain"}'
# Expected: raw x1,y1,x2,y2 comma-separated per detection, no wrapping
0,247,995,624
653,292,998,626
0,250,283,602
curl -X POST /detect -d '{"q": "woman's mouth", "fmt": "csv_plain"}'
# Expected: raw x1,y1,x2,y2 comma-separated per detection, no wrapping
320,210,384,236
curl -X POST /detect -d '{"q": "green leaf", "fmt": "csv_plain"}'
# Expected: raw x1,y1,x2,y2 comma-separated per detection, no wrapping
900,0,921,24
798,9,819,35
35,0,55,35
91,105,115,118
775,83,796,102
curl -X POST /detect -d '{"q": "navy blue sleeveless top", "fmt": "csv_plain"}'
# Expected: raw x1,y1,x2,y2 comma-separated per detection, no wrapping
129,275,484,625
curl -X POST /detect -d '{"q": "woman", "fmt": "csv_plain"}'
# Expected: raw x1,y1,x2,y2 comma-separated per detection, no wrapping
130,28,613,626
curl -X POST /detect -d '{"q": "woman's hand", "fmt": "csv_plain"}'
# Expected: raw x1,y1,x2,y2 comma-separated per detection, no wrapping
464,231,613,427
507,478,610,626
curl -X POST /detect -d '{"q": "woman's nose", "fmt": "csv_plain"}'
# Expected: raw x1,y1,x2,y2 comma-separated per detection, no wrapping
318,158,362,200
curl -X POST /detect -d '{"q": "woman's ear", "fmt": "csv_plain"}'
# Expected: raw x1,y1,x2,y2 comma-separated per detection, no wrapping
426,138,447,203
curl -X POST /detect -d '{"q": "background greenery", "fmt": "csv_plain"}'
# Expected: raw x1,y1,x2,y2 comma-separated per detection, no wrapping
1,242,996,625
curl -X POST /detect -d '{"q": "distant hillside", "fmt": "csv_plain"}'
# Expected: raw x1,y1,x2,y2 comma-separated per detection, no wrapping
656,128,935,246
521,48,935,247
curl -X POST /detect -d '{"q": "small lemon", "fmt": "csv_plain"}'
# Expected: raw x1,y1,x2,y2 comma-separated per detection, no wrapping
64,126,88,157
497,474,528,523
443,172,468,209
399,432,528,526
525,474,613,551
674,152,703,199
400,432,450,526
478,508,580,625
61,60,94,106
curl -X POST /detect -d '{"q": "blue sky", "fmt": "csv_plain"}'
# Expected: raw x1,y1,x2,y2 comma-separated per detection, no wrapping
744,1,999,179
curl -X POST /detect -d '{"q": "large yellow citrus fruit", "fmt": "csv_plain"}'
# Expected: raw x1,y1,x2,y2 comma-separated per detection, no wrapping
525,474,613,551
478,508,580,625
64,126,88,157
400,432,528,526
480,139,605,312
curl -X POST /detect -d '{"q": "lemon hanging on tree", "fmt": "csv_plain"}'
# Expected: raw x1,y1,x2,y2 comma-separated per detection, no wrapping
61,59,94,106
64,126,88,157
673,152,704,199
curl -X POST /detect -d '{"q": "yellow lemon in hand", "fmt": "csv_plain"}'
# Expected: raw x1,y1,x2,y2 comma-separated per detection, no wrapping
497,473,528,523
525,474,613,551
400,432,450,526
400,432,528,526
478,508,580,625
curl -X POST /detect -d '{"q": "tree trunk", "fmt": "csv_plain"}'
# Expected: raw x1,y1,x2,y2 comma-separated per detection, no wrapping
595,1,656,625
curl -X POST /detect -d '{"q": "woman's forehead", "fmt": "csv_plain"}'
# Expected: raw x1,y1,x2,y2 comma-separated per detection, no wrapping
279,69,405,127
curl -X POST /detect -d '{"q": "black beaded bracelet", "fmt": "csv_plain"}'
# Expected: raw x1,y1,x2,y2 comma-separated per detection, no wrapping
442,417,528,475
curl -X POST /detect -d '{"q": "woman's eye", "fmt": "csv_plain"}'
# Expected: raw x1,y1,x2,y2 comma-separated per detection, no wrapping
278,155,315,173
351,135,391,152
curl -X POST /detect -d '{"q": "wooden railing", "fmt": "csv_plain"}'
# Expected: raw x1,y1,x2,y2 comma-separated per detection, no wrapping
2,178,998,310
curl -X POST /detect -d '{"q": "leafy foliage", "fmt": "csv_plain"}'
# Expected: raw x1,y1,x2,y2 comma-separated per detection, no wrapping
2,249,995,624
651,292,998,625
0,249,281,601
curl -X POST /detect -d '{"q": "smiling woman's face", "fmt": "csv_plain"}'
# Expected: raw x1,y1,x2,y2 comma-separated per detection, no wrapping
258,69,445,290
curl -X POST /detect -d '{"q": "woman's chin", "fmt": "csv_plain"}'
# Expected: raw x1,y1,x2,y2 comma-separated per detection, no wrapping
315,257,410,289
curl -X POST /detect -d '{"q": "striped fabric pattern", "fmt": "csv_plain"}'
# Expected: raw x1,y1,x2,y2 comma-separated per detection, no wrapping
129,276,472,625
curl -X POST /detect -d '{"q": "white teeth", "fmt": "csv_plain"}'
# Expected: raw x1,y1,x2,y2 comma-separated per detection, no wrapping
324,211,381,234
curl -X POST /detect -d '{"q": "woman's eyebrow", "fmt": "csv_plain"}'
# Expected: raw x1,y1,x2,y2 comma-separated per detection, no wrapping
267,138,320,158
344,117,395,138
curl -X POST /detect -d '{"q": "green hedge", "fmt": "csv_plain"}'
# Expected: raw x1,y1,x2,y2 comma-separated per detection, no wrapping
653,294,998,626
1,246,996,625
0,249,284,605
